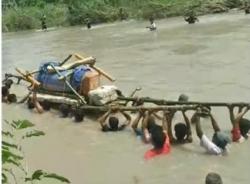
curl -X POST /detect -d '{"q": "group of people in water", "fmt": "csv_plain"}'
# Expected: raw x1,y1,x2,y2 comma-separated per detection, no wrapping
146,5,250,31
3,78,250,161
39,3,250,32
98,95,250,160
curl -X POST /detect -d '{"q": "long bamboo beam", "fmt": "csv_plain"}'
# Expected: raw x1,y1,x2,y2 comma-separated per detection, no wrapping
118,96,250,107
79,105,198,112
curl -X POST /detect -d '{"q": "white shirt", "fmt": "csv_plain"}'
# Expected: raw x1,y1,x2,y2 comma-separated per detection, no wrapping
200,135,223,155
152,22,156,28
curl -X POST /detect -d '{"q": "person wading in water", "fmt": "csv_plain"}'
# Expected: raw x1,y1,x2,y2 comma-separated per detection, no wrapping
184,10,199,24
146,17,157,31
41,14,47,31
98,108,131,132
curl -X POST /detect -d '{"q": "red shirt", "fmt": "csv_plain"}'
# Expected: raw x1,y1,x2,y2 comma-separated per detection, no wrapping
231,127,241,142
144,135,171,160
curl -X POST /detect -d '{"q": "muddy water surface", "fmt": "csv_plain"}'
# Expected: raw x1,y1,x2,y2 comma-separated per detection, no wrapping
2,12,250,184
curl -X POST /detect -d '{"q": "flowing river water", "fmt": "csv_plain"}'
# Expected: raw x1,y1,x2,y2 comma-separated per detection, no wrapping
2,12,250,184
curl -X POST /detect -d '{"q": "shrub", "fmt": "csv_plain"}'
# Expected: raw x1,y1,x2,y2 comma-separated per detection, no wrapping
224,0,242,8
2,119,70,184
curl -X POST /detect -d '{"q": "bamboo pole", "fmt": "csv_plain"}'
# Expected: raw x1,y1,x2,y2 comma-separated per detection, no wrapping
79,105,198,112
59,54,72,66
117,96,250,107
3,73,26,84
15,68,40,87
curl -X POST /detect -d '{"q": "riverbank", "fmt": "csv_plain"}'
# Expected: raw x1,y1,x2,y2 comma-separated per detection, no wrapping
2,0,246,32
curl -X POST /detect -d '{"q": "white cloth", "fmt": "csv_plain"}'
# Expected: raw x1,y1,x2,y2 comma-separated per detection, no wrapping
152,22,156,28
200,135,222,155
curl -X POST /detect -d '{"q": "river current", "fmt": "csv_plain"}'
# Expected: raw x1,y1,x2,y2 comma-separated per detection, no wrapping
2,11,250,184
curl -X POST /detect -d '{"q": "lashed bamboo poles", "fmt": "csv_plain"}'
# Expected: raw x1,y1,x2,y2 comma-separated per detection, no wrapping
118,96,250,107
79,105,198,112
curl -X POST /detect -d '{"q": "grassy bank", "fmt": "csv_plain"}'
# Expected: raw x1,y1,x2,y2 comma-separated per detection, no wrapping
2,0,247,32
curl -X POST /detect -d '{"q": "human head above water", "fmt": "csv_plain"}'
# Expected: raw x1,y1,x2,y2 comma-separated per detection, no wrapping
147,115,156,132
151,126,166,149
109,116,119,131
149,16,154,23
178,94,189,102
174,123,187,141
7,94,17,103
205,172,223,184
59,104,70,117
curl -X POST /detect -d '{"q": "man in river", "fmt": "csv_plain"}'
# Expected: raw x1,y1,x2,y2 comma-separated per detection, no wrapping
167,109,193,144
98,108,131,132
132,109,163,143
84,14,91,29
195,108,230,155
244,2,250,14
165,94,192,144
184,11,199,24
205,172,223,184
41,14,47,31
144,111,171,160
146,17,157,31
228,105,250,142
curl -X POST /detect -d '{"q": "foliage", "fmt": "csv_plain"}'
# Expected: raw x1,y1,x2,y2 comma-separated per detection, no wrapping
224,0,242,8
2,119,71,184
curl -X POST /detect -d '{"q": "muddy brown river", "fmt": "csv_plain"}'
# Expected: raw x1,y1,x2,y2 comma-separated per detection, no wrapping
2,12,250,184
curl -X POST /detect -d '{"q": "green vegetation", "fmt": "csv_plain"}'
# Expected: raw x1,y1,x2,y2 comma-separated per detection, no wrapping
2,119,70,183
2,0,247,32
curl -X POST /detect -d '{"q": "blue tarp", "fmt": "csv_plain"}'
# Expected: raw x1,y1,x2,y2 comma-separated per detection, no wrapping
71,66,91,91
36,61,90,92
